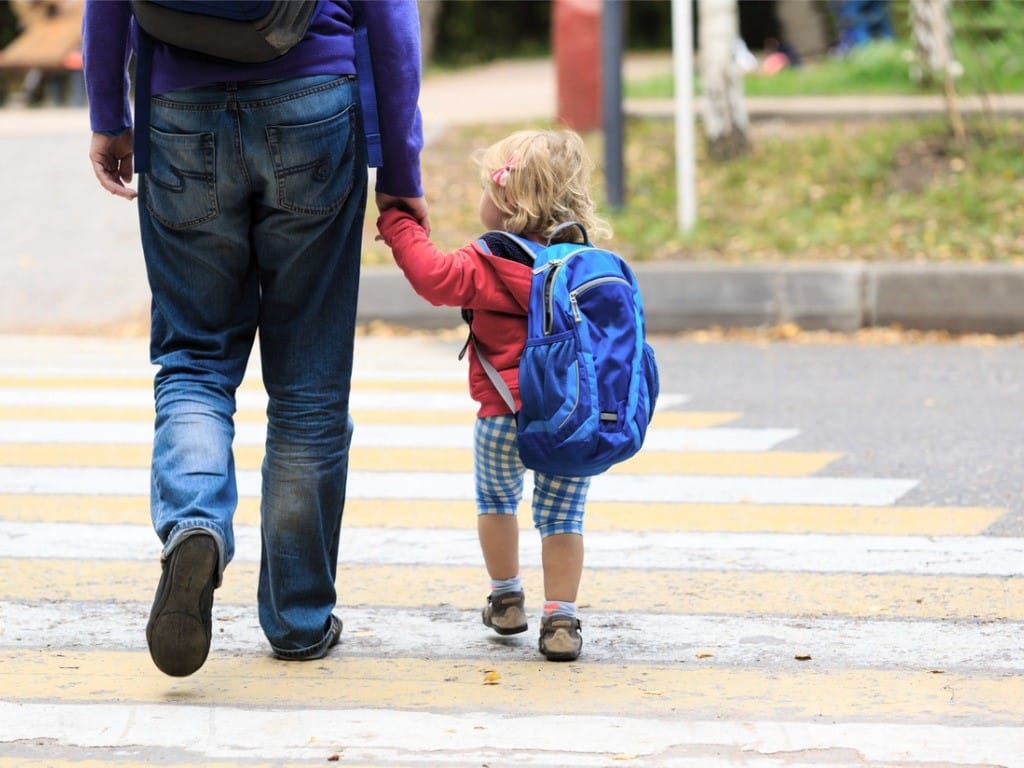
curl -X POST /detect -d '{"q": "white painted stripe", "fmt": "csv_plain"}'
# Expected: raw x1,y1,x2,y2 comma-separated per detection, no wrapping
0,702,1020,767
3,600,1020,671
0,467,917,506
0,387,480,412
2,521,1016,575
0,420,792,452
0,389,690,417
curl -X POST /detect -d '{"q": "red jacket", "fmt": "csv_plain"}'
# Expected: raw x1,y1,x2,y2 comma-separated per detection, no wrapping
377,209,533,416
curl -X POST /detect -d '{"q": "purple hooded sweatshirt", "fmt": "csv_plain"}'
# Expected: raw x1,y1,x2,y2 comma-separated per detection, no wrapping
82,0,423,197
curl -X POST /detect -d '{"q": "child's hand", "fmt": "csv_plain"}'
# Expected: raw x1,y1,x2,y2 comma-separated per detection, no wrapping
376,193,431,235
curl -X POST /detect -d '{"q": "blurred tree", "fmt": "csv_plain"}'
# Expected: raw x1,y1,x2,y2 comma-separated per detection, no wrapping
910,0,964,143
418,0,442,66
698,0,750,160
429,0,551,67
909,0,953,87
0,0,20,50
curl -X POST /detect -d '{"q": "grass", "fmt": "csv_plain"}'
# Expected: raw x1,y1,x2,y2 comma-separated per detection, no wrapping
625,37,1024,99
362,116,1024,265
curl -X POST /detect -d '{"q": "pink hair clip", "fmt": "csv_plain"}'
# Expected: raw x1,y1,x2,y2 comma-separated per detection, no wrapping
490,155,519,187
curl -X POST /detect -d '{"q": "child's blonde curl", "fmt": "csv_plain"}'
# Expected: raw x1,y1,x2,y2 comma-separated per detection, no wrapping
474,129,612,243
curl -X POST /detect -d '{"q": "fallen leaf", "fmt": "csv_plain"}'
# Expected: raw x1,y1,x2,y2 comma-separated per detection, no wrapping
794,654,812,661
483,669,501,685
695,652,713,659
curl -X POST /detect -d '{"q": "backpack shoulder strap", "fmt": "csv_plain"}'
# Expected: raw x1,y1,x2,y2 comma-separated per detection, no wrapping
476,231,538,267
465,231,539,414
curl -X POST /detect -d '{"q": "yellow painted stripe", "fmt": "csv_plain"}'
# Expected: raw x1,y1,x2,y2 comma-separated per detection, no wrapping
0,443,839,476
0,406,737,428
0,494,1004,535
0,762,360,768
3,559,1020,621
1,650,1020,723
0,375,466,392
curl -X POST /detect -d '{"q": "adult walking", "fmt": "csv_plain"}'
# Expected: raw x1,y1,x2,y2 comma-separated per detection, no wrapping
82,0,427,676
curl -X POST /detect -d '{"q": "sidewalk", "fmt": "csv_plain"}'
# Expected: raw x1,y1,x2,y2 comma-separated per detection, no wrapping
3,56,1023,336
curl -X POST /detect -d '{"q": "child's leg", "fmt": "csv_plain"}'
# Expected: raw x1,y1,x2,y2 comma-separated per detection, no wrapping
533,471,590,660
532,472,590,606
474,415,529,634
478,513,519,581
473,414,525,577
541,532,583,603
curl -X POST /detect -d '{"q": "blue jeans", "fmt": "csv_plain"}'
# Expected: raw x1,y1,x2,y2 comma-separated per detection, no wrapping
138,75,366,659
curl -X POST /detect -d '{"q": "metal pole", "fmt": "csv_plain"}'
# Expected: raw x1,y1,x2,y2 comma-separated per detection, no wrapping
672,0,697,231
601,0,624,209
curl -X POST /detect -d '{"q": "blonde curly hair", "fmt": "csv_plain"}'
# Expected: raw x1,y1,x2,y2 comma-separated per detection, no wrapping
474,129,612,244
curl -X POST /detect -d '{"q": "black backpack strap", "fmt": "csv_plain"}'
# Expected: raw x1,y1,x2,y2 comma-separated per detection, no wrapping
477,231,538,266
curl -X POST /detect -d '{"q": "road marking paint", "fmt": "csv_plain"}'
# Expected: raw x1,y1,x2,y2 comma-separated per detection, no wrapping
1,650,1021,722
3,600,1020,671
2,520,1019,574
0,388,484,412
0,404,738,428
0,420,781,452
0,443,840,476
2,704,1021,767
2,560,1020,620
0,494,1003,535
0,387,690,414
0,467,917,505
0,375,467,391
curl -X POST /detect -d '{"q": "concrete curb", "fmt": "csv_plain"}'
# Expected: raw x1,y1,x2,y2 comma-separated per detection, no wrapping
356,262,1024,335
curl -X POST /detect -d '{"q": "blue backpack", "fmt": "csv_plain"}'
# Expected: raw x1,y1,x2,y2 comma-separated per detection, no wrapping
472,223,660,477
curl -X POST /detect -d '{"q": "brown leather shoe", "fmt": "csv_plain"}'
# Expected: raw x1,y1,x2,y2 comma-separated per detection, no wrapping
482,590,528,635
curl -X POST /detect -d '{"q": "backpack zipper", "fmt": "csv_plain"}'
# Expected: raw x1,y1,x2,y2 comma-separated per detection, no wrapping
569,276,632,322
539,260,562,335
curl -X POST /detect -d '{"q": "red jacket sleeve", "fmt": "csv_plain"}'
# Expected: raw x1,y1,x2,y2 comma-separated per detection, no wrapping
377,208,526,315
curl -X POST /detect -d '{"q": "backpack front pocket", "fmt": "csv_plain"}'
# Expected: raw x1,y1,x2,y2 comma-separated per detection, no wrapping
517,329,592,437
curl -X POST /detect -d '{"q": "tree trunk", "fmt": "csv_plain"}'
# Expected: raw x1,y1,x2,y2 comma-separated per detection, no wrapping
698,0,750,161
418,0,443,68
910,0,966,144
774,0,831,59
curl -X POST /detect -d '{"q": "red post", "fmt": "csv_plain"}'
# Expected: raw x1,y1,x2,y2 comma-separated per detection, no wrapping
553,0,602,131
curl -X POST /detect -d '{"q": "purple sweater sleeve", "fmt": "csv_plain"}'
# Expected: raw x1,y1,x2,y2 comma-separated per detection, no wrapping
80,0,423,196
360,0,424,198
82,0,133,133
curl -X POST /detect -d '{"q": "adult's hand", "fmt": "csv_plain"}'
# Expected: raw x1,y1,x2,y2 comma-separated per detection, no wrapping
89,130,138,200
376,193,430,235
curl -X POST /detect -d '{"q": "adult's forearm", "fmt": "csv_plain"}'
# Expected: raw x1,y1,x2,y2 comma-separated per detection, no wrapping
362,0,424,198
82,0,133,132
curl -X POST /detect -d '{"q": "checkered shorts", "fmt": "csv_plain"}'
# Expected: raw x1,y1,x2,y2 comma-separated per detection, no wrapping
474,414,590,537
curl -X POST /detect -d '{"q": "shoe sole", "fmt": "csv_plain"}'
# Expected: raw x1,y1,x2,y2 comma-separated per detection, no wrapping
482,606,528,635
146,534,218,677
539,624,582,661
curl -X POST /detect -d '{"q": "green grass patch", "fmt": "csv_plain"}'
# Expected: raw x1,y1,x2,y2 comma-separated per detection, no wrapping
363,117,1024,266
626,36,1024,99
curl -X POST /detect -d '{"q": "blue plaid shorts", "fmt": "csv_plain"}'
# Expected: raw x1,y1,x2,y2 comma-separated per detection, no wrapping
474,414,590,536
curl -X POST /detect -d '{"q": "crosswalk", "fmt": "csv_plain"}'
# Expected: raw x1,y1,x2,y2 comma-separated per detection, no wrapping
0,334,1021,767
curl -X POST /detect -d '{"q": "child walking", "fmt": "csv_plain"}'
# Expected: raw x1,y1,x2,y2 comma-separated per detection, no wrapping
376,129,612,661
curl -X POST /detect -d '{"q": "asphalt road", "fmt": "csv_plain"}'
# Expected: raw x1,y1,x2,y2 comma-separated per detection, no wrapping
653,334,1024,533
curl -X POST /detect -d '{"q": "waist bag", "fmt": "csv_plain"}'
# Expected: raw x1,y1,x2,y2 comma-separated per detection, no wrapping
130,0,381,171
